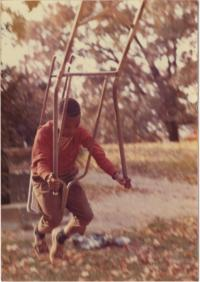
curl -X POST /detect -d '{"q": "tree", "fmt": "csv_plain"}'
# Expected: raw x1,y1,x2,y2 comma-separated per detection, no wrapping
1,66,44,147
134,0,198,141
75,0,198,141
2,0,198,145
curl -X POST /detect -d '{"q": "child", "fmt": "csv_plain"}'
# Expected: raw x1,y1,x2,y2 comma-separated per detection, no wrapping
31,98,130,264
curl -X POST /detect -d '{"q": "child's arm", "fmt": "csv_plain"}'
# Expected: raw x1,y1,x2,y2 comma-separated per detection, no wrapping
79,127,131,188
112,171,132,188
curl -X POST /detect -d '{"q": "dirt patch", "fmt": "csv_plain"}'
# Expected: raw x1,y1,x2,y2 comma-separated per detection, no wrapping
80,171,198,233
2,171,197,235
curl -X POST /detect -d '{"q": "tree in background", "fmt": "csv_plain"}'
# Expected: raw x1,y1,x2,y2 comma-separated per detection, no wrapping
1,66,45,147
134,0,198,141
77,0,198,141
1,0,198,147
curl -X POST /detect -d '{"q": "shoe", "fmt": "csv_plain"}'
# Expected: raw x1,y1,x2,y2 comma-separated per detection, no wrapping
49,228,65,264
33,230,49,259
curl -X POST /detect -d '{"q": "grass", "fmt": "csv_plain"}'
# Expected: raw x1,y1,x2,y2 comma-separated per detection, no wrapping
2,216,198,281
78,141,197,184
5,141,197,184
2,141,198,280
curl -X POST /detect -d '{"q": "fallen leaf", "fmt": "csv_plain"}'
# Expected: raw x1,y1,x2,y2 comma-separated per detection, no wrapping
9,265,17,274
85,264,92,271
153,239,160,247
138,246,154,264
6,244,19,251
81,271,89,278
126,256,138,264
144,266,150,275
111,270,120,277
30,266,39,274
25,257,35,264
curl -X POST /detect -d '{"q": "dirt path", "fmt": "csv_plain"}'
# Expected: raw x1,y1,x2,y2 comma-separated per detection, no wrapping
2,171,197,234
81,171,197,233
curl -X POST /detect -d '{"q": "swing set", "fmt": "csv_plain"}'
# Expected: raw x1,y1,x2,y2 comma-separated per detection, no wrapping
27,0,147,214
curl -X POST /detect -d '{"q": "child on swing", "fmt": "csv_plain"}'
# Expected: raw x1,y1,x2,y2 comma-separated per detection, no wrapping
31,97,130,264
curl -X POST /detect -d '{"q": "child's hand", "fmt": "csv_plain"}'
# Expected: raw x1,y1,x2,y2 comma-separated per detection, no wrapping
113,171,132,189
46,173,61,192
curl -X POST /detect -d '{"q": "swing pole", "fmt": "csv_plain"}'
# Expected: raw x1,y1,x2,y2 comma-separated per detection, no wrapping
27,55,57,213
39,55,56,126
112,0,147,184
61,77,109,211
58,66,73,146
116,0,147,74
51,70,117,78
61,54,75,100
79,77,108,178
53,0,84,181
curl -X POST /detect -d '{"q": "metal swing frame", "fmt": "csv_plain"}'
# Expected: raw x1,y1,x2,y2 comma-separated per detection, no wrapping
27,0,147,214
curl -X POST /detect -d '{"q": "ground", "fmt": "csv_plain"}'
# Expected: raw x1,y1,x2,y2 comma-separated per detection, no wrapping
1,141,198,281
2,216,198,281
83,171,197,232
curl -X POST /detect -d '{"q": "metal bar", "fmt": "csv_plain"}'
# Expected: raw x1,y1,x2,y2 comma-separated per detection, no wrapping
58,76,72,144
116,0,147,73
27,55,57,213
61,74,69,101
112,0,146,181
52,56,76,178
39,55,56,125
61,77,108,211
52,0,84,178
112,83,128,178
80,77,108,178
51,70,118,78
57,56,74,159
61,54,74,100
53,82,59,178
26,173,33,213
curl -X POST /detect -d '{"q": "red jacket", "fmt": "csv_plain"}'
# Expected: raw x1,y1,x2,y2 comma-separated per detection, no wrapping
31,121,117,180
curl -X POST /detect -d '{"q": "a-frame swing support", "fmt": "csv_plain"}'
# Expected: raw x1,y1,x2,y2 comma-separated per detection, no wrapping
27,0,147,213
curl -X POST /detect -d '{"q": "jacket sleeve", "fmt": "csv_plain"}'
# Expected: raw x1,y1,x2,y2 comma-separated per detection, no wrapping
79,127,118,177
31,127,52,180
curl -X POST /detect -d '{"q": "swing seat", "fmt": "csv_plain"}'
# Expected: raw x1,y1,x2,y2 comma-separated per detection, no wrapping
27,173,70,214
27,173,41,214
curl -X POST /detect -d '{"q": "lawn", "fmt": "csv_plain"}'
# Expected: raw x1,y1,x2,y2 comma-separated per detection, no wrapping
78,141,197,184
2,141,198,281
5,141,197,184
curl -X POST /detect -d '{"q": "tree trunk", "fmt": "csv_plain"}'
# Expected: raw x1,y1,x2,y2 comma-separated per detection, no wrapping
165,121,179,142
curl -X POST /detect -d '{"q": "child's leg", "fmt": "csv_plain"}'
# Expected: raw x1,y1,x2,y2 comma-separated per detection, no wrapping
49,182,93,263
33,225,49,257
32,179,63,257
64,181,94,236
33,180,63,234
